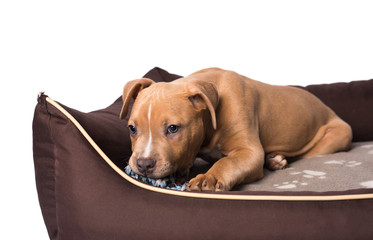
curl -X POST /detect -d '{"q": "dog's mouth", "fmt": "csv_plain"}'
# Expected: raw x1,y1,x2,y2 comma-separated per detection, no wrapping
127,154,192,185
142,170,189,185
128,163,189,185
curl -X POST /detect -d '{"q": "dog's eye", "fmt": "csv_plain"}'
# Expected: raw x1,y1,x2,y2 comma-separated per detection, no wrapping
128,125,137,135
167,125,179,134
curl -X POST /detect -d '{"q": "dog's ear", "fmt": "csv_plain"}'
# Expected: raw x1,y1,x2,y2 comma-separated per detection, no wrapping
186,80,219,130
120,78,154,119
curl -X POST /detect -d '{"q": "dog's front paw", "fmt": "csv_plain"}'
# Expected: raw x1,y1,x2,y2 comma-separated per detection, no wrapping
187,173,227,192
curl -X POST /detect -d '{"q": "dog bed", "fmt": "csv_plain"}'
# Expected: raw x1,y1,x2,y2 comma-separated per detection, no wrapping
33,67,373,240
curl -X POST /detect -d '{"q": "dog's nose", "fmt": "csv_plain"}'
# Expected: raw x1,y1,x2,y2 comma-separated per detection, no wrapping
136,158,156,175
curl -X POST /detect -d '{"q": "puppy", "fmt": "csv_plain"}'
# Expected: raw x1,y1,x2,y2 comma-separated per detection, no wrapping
120,68,352,191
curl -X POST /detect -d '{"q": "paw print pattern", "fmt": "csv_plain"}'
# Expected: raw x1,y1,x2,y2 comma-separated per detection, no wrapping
360,180,373,188
273,180,308,189
273,170,326,189
289,170,326,179
360,144,373,149
302,170,327,179
324,160,362,167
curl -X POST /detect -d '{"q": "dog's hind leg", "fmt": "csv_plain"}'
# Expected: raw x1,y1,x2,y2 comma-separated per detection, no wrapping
297,118,352,159
265,153,288,170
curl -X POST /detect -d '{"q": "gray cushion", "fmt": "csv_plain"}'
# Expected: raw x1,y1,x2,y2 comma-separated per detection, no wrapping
233,141,373,191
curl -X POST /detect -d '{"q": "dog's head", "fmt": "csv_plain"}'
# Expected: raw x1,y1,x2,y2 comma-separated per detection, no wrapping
120,78,218,181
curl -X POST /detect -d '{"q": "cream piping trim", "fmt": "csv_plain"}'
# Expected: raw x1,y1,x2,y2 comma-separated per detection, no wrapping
46,97,373,201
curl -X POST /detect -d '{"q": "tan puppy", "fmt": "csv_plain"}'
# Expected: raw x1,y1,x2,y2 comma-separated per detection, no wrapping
120,68,352,191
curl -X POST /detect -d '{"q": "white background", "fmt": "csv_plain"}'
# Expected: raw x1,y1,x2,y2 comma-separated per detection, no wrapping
1,0,372,239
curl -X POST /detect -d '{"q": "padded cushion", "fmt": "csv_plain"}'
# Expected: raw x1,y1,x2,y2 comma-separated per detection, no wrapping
33,67,373,240
234,141,373,191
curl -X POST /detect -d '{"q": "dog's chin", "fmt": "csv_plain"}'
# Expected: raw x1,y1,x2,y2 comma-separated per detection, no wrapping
151,168,178,179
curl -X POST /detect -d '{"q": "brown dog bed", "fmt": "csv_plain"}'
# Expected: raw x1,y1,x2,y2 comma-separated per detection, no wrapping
33,67,373,240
